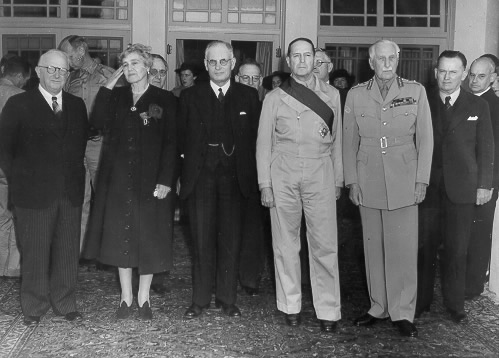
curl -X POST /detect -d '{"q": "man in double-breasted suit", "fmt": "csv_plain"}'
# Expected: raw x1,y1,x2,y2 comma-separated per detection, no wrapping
178,40,260,318
343,39,433,337
417,51,494,323
0,50,88,325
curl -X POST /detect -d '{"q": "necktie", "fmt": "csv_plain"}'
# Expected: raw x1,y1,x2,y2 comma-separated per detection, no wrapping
218,88,224,103
52,96,62,115
380,83,389,100
445,96,452,110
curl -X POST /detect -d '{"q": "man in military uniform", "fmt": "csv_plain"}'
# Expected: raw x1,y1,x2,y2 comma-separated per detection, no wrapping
257,37,343,333
343,39,433,337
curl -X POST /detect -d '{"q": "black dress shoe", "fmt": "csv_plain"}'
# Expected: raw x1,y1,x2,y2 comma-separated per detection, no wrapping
184,303,209,319
138,301,153,320
353,313,387,327
116,301,132,319
243,286,259,296
215,299,241,317
23,315,40,326
64,311,82,322
285,313,301,327
320,320,337,333
392,319,418,337
447,309,467,323
151,283,170,294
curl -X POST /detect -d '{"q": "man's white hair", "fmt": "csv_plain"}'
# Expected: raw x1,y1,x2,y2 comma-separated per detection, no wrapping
368,40,400,60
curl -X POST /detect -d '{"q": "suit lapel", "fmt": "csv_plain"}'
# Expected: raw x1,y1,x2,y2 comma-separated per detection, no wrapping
447,90,472,133
34,89,63,138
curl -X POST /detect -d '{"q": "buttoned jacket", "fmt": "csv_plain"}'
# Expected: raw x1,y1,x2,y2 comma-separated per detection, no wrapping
256,76,343,189
343,76,433,210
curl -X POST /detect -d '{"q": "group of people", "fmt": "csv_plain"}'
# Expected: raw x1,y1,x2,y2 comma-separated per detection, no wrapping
0,35,498,340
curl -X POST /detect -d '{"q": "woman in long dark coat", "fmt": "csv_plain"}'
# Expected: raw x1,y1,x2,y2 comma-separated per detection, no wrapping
84,44,177,320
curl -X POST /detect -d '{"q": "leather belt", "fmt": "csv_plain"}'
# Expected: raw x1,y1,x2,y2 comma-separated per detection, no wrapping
360,135,413,148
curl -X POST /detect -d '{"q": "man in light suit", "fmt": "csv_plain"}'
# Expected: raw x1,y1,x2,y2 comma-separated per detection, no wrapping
0,50,89,325
178,41,261,318
343,39,433,337
417,51,494,323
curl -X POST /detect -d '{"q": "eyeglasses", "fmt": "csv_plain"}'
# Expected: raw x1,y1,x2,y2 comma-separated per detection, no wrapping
314,60,331,67
206,58,232,67
238,75,261,82
149,69,167,77
38,65,69,76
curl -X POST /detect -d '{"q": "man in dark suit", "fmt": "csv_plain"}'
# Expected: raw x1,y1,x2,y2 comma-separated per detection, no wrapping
178,40,261,318
0,50,89,325
417,50,494,323
465,56,499,299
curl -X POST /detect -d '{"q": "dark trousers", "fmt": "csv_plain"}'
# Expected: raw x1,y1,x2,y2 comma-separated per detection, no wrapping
15,196,81,317
239,191,266,289
188,161,243,306
465,190,498,296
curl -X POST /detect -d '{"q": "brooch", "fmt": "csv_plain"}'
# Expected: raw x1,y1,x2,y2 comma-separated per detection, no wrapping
319,125,329,138
131,106,137,112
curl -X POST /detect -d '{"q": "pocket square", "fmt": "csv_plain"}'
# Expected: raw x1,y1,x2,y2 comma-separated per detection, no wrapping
239,111,247,115
468,116,478,121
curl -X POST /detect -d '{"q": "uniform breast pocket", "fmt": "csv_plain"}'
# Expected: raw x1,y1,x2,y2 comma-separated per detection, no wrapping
392,105,417,127
354,107,376,127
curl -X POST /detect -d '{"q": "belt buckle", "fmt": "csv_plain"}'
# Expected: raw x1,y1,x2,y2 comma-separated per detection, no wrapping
380,136,388,149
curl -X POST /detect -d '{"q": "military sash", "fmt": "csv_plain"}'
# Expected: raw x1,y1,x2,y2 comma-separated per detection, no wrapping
280,77,334,131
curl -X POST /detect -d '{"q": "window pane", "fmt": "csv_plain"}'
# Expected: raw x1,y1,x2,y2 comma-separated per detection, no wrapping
228,0,238,10
14,6,47,16
185,11,208,21
320,15,331,26
367,16,376,26
241,0,263,11
48,6,58,16
117,0,127,6
173,0,184,10
13,0,46,4
265,0,275,12
333,0,364,14
210,11,221,22
264,13,275,24
320,0,331,13
116,8,126,19
68,0,78,4
396,0,427,15
396,17,427,27
384,0,394,14
367,0,376,14
333,16,364,26
0,7,12,16
80,0,114,6
430,17,439,27
210,0,221,10
228,12,238,22
109,39,121,49
430,0,439,15
68,7,78,17
28,38,40,49
2,0,12,4
49,0,60,4
41,37,53,48
241,12,262,23
80,7,114,18
384,16,394,26
172,11,184,21
186,0,208,10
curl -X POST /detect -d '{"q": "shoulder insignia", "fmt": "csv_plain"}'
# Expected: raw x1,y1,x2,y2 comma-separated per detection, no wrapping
397,77,404,88
352,79,373,90
398,77,422,86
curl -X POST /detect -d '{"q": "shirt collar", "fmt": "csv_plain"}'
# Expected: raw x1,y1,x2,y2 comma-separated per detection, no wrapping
210,80,230,97
374,76,396,91
81,59,98,74
0,78,15,87
439,87,460,106
473,86,490,97
291,73,316,89
38,84,62,107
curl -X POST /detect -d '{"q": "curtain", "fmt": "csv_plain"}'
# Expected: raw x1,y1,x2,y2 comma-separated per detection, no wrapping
175,39,185,88
256,41,272,76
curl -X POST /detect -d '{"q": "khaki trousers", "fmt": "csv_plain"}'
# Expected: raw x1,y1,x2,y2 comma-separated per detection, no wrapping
270,153,341,321
359,205,418,322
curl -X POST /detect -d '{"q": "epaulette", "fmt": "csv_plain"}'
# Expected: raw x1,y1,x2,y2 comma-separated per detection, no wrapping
351,78,373,90
397,77,421,87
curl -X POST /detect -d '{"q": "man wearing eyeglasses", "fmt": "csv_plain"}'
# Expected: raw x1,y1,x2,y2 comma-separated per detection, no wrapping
343,39,433,337
178,40,261,319
0,49,89,325
58,35,117,255
256,37,343,333
313,49,334,84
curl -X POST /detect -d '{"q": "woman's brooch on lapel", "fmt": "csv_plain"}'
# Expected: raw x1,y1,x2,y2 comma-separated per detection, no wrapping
139,104,163,126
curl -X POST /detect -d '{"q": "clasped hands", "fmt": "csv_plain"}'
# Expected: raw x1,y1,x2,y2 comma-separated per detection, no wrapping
154,184,170,199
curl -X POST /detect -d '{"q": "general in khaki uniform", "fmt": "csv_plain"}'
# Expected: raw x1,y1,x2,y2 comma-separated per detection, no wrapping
343,39,433,337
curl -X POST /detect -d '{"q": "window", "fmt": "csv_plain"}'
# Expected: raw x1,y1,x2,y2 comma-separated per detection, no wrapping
171,0,279,26
85,36,123,68
320,0,443,29
0,0,129,20
324,44,438,87
0,0,61,18
68,0,128,20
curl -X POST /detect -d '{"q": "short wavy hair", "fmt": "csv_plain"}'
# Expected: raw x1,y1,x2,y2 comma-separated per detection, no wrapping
119,43,153,68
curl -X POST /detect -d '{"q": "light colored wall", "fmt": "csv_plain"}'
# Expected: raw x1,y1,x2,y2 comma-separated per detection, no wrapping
283,0,319,51
453,0,499,65
131,0,167,57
